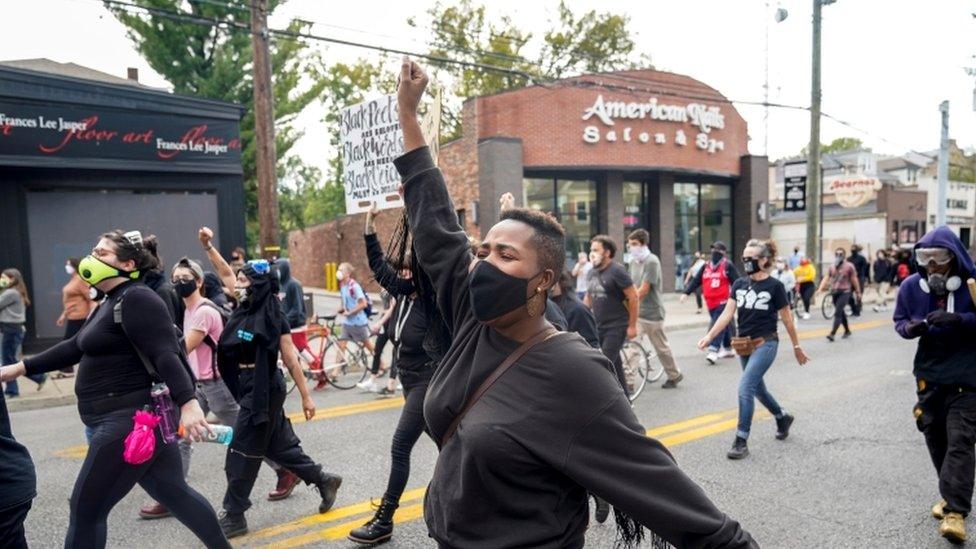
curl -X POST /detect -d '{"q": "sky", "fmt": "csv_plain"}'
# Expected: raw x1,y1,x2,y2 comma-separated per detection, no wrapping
4,0,975,174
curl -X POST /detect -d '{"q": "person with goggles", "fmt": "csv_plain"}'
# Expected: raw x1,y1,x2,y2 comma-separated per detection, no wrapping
0,230,229,548
894,226,976,543
817,247,861,342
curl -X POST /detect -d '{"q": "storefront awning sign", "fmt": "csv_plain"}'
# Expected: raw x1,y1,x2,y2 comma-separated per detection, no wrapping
826,177,882,208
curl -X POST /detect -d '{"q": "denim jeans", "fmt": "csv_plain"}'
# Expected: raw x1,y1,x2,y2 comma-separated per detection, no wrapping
2,325,45,396
707,305,732,352
736,340,785,440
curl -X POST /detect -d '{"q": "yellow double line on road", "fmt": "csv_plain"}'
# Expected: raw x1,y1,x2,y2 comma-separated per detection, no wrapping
239,407,766,548
54,319,891,462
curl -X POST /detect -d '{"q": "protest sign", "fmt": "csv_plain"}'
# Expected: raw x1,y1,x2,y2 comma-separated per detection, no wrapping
340,95,404,214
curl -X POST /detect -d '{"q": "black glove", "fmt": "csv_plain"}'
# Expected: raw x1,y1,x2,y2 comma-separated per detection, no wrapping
926,310,963,326
905,320,929,337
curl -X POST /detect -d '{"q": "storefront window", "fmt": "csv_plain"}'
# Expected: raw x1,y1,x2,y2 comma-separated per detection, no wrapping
673,182,732,290
623,181,645,245
523,177,598,267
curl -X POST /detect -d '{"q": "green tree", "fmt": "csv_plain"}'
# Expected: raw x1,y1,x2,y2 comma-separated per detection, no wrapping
801,137,867,156
410,0,648,140
106,0,326,250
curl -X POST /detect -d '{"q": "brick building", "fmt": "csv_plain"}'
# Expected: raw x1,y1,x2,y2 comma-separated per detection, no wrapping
290,69,769,292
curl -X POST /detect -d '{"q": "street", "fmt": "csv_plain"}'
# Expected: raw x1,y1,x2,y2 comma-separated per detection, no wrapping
10,306,956,548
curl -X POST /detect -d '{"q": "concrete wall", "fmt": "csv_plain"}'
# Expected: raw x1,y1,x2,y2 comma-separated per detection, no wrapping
733,155,771,260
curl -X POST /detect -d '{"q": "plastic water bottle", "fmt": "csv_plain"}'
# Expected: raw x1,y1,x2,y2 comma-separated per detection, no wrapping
150,383,180,444
207,425,234,445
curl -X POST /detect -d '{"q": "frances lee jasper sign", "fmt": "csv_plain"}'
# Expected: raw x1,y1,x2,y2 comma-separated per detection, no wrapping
0,102,241,168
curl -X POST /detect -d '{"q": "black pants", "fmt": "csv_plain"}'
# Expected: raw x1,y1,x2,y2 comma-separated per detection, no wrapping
915,386,976,515
224,370,324,514
598,326,630,397
850,280,865,315
0,500,31,549
371,333,390,375
831,291,852,336
60,319,85,374
799,282,815,314
383,378,429,505
70,408,229,548
693,287,703,310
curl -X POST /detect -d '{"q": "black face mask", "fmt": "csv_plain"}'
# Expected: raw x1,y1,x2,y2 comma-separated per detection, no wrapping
711,250,724,264
743,258,761,275
468,260,541,322
175,279,198,298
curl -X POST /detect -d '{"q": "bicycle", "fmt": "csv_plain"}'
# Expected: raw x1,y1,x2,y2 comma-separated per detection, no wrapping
619,332,666,403
297,314,374,390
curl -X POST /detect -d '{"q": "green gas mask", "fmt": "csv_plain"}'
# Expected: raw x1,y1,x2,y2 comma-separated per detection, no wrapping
78,255,139,286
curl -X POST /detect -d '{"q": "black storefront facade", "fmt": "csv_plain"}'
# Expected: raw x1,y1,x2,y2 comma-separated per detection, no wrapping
0,64,245,349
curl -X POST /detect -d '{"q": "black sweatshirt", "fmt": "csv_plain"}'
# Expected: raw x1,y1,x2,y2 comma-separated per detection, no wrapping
25,281,196,407
396,147,755,549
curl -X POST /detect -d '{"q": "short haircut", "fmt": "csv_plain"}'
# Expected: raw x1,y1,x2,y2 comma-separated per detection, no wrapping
745,238,778,259
338,262,354,274
591,234,617,259
499,208,566,276
627,229,649,246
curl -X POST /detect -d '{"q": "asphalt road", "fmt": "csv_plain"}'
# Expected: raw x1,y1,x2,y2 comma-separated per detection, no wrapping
10,307,959,548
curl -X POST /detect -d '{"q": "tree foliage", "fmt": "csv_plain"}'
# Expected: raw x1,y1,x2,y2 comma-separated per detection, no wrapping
800,137,868,157
410,0,648,140
106,0,326,250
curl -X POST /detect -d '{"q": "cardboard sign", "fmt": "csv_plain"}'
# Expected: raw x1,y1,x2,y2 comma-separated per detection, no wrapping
340,95,404,214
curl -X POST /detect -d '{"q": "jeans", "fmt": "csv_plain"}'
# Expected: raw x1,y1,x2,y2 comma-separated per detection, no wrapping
2,325,45,396
736,340,784,440
915,386,976,515
707,305,732,352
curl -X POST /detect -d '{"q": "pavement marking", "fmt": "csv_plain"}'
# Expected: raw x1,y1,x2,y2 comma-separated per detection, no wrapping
55,445,89,459
796,319,890,340
235,487,426,543
286,396,405,424
256,408,767,548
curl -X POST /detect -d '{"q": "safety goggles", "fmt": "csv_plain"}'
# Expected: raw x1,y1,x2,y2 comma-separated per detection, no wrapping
915,247,953,266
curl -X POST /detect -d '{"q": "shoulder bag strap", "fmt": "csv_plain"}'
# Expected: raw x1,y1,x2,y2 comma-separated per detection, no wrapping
440,328,562,448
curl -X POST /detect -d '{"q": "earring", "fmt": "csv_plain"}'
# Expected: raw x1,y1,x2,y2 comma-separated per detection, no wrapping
526,288,545,317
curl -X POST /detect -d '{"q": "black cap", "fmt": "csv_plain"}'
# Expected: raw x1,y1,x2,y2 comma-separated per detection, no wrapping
710,241,728,252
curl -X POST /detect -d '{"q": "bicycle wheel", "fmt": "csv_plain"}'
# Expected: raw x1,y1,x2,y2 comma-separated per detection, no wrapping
620,340,650,402
641,346,665,383
821,293,835,320
323,339,370,390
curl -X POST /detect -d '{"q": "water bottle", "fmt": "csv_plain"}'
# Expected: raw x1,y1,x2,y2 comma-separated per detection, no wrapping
150,383,180,444
207,425,234,445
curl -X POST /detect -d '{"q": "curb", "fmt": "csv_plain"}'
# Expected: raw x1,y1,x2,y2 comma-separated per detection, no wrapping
7,393,77,413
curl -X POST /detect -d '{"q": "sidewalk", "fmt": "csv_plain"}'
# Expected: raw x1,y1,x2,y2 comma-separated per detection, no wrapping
7,290,709,413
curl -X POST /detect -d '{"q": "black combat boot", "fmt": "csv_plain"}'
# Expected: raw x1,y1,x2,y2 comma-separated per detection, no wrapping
316,472,343,513
347,498,398,545
218,511,248,539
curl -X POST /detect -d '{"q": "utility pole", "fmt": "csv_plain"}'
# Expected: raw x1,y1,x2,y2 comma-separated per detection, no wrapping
937,100,949,227
805,0,824,272
250,0,278,259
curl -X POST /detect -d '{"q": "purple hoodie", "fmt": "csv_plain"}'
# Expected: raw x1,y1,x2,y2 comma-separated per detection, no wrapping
893,226,976,385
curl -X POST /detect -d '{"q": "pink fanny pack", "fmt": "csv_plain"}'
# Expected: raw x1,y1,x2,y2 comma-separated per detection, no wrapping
123,409,161,465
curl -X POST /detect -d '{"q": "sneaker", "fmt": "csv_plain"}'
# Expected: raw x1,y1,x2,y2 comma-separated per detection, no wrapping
801,312,811,320
661,373,684,389
396,382,403,391
718,348,736,359
775,413,795,440
314,378,329,391
268,468,301,501
375,387,396,399
218,511,248,539
593,496,610,524
356,378,373,390
726,436,749,460
940,512,967,543
706,351,718,365
842,331,852,339
826,334,835,342
316,472,343,513
348,498,398,545
933,499,948,520
138,501,171,520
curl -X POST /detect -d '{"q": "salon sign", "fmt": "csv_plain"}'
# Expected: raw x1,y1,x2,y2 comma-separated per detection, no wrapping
580,94,726,154
826,177,882,209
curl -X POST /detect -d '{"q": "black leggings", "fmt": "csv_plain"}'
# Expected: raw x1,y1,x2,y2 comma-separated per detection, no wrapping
598,326,629,398
70,408,229,549
799,282,815,313
371,333,390,375
831,291,852,335
383,380,428,504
